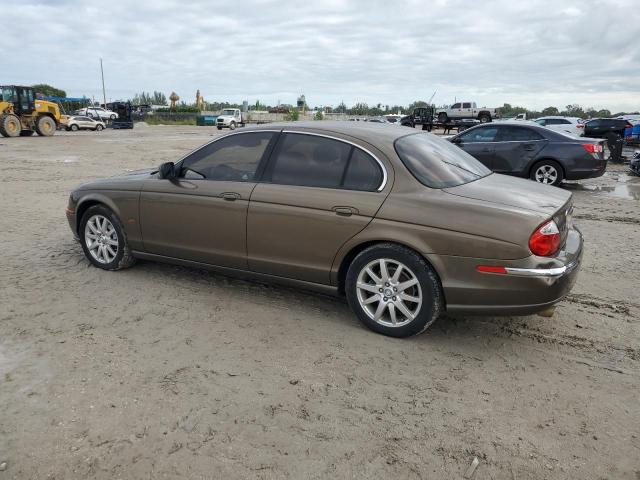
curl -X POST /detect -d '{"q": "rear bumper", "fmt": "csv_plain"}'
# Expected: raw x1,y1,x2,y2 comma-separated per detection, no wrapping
427,226,583,315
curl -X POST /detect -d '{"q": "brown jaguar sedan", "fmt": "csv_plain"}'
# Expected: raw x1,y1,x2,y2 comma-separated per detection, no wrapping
66,122,583,337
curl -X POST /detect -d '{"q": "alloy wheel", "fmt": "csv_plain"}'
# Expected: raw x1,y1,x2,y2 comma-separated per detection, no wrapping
534,164,558,184
355,258,422,327
84,214,119,264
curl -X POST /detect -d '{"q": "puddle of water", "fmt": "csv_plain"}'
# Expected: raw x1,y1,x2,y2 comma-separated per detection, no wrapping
567,174,640,200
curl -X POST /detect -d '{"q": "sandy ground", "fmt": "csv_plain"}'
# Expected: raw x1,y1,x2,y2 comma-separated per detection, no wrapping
0,125,638,480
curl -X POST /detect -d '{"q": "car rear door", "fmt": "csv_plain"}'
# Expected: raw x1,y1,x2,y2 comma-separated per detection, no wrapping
247,131,389,284
139,131,278,269
492,126,547,174
453,126,499,169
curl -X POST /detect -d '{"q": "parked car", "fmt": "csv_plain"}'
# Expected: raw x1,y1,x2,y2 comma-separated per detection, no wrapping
74,107,118,121
449,121,606,186
583,118,632,139
436,101,500,124
66,116,106,131
630,150,640,176
66,122,583,338
534,116,584,137
401,107,435,130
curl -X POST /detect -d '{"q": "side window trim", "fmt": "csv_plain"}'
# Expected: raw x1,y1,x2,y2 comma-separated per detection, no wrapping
279,130,387,191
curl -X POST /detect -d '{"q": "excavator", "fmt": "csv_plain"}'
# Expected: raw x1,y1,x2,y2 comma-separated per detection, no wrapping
0,85,62,137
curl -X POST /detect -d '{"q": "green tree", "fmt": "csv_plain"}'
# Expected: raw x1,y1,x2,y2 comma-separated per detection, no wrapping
541,106,559,116
314,110,324,120
562,104,585,118
32,84,66,97
287,109,299,121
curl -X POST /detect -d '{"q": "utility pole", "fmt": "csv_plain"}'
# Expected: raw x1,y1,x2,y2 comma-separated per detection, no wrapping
100,58,107,107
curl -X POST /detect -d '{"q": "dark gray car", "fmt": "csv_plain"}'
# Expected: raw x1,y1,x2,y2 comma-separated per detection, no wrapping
449,121,607,186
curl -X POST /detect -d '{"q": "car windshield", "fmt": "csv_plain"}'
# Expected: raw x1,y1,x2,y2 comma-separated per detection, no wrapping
222,109,236,115
395,133,491,188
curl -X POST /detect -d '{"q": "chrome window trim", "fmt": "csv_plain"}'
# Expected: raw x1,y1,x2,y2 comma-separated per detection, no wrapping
282,130,388,191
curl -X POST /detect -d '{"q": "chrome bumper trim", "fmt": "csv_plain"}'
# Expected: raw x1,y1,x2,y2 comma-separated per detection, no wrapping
504,261,578,277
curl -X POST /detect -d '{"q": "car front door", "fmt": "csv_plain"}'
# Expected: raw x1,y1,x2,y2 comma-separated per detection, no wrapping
452,126,499,169
450,103,462,119
139,130,278,269
247,132,389,284
492,126,548,174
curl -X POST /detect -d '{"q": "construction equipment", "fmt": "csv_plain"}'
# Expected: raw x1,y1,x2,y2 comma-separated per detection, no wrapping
0,85,61,137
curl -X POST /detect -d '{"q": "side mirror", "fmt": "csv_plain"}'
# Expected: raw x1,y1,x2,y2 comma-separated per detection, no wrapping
158,162,176,179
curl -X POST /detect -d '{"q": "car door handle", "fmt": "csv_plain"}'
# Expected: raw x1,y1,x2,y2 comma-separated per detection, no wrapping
333,206,357,217
220,192,240,201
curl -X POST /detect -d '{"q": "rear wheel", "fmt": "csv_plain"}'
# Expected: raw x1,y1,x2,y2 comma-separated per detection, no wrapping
95,124,103,131
0,114,21,137
530,160,564,186
479,114,491,123
35,115,56,136
79,205,136,271
346,243,443,337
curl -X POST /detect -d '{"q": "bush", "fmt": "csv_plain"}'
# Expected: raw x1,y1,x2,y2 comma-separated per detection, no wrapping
314,111,324,120
287,109,299,121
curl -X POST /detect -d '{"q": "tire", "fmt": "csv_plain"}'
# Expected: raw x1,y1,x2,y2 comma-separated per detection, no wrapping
345,243,443,338
530,159,564,186
95,125,103,131
217,126,223,130
437,112,448,124
35,115,56,136
229,121,236,130
20,130,35,137
479,114,491,123
0,114,21,137
70,124,79,131
79,205,136,271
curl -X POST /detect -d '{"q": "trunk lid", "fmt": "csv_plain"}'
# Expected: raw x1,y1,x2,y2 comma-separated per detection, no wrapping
444,173,573,250
443,173,571,216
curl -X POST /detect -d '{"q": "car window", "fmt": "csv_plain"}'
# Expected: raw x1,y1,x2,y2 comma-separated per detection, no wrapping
497,126,544,141
458,126,498,143
395,133,491,189
558,119,571,124
451,103,461,109
181,131,275,182
535,119,546,126
342,149,383,191
462,102,471,108
587,120,600,127
266,133,352,189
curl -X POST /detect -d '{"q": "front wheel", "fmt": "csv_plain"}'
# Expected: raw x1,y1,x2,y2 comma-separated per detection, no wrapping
229,121,236,130
35,115,56,136
95,124,104,131
217,126,223,130
345,243,443,337
79,205,136,270
70,124,79,131
530,160,564,186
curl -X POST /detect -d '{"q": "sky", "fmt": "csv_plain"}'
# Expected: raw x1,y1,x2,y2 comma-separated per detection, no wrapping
5,0,640,112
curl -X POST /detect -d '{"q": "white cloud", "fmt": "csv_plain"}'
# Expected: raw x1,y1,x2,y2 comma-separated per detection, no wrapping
5,0,640,112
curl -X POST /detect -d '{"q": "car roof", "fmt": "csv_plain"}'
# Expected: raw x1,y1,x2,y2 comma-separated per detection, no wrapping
245,121,414,144
537,116,581,121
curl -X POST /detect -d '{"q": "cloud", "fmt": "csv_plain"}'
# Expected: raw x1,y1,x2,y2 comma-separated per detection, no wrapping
5,0,640,111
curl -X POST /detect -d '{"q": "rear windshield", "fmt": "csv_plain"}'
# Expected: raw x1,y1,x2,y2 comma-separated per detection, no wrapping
394,133,491,188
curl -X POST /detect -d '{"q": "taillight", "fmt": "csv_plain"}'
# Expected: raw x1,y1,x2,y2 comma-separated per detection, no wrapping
582,143,603,154
577,124,584,128
529,220,561,257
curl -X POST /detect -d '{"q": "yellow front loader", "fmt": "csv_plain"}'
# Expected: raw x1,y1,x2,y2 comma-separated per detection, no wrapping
0,85,61,137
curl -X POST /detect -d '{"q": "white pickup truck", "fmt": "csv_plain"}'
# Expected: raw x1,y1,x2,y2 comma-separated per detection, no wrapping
436,102,500,124
216,108,247,130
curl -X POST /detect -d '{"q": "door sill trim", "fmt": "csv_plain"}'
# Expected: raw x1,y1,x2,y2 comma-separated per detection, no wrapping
131,251,340,297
